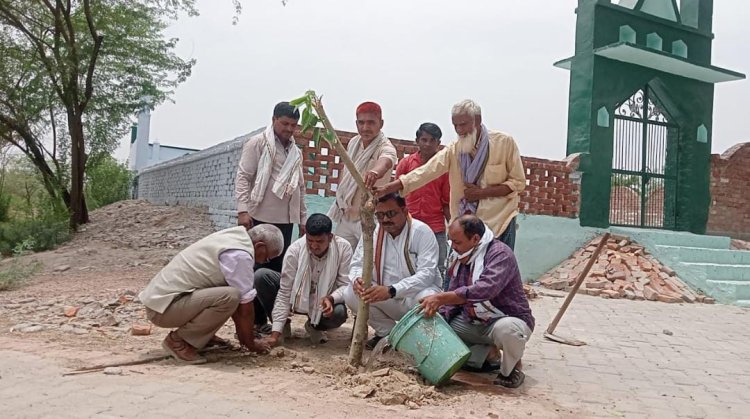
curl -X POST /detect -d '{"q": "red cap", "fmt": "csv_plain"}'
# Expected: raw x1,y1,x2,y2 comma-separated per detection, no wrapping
356,102,382,119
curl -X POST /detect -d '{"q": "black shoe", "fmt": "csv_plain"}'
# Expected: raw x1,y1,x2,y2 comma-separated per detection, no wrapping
365,335,384,350
461,360,501,373
493,368,525,388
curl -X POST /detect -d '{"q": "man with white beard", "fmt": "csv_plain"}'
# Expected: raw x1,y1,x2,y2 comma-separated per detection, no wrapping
375,100,526,249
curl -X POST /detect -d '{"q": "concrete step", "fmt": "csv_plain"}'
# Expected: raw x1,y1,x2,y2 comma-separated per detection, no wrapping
656,245,750,265
610,227,731,250
681,262,750,281
736,300,750,308
705,280,750,302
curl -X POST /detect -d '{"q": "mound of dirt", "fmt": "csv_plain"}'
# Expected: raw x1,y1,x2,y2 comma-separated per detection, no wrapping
27,200,215,274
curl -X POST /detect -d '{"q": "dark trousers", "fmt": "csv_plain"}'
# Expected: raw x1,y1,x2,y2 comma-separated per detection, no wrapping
254,268,280,326
252,219,294,273
497,217,517,250
253,268,347,329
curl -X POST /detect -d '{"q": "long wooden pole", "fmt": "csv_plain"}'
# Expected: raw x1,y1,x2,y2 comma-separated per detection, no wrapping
545,233,610,335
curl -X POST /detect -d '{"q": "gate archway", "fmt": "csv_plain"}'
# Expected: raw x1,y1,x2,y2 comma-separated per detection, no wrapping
609,86,678,229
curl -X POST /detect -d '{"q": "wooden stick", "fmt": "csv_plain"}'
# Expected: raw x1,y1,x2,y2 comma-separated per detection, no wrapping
63,354,171,376
545,232,610,335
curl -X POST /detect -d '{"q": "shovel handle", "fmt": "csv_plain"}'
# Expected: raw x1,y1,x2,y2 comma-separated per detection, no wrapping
545,233,610,335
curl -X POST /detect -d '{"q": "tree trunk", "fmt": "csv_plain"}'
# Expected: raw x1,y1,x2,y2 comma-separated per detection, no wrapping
310,97,377,366
68,112,89,229
348,192,377,365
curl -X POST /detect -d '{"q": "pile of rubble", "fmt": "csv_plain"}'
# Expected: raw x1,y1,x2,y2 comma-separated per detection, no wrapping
341,367,443,408
4,289,151,337
539,235,714,304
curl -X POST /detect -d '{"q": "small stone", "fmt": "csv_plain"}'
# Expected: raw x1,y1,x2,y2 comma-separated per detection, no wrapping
371,367,390,377
103,367,123,375
17,298,36,304
379,393,407,405
130,324,152,336
704,297,715,304
63,306,80,317
13,324,44,333
643,287,658,301
624,290,636,300
586,289,602,296
270,347,285,358
600,290,620,299
663,329,673,336
657,294,682,304
351,385,376,398
4,304,21,309
53,265,71,273
302,366,315,374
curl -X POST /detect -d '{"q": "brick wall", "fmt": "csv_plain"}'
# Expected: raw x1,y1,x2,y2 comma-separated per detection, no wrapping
295,128,581,217
136,126,581,229
707,142,750,240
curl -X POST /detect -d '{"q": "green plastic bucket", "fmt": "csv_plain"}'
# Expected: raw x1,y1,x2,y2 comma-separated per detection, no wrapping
388,305,471,385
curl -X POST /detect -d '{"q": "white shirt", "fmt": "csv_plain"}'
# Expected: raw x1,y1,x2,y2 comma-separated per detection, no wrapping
218,249,257,304
350,218,441,299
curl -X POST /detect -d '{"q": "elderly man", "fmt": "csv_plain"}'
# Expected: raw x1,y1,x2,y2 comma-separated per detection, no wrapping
377,99,525,249
327,102,397,250
420,215,535,388
235,102,307,273
139,224,285,364
255,214,352,347
395,122,450,286
344,193,442,349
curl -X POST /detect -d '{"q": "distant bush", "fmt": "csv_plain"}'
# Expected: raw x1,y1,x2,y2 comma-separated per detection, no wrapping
0,219,70,256
86,155,132,210
0,258,41,291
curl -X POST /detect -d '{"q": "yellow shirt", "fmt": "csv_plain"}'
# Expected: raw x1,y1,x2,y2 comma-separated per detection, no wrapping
399,130,526,237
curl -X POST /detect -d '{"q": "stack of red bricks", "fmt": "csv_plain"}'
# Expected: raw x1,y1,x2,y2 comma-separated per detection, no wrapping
539,235,715,304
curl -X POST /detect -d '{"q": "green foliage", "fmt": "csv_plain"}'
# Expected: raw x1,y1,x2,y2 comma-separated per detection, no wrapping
86,155,133,210
0,258,41,291
0,219,70,257
0,193,9,223
291,90,338,149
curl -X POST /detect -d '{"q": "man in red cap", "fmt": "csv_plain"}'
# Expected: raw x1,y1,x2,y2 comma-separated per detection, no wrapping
327,102,397,250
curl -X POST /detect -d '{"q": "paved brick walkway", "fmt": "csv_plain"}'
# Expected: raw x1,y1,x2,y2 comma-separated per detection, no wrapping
524,293,750,418
1,293,748,418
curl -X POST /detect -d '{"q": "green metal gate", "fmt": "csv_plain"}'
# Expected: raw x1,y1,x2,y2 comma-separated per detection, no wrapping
609,86,679,229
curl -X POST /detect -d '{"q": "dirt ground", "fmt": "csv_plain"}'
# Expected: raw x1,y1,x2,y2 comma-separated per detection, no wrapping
0,200,580,418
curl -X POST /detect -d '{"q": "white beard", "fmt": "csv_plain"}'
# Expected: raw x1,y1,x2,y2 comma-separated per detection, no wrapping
457,128,478,154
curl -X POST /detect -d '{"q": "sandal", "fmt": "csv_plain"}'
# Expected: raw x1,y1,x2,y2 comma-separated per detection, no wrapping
461,360,501,373
493,368,525,388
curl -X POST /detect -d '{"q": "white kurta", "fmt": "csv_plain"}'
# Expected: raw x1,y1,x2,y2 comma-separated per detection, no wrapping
345,218,441,336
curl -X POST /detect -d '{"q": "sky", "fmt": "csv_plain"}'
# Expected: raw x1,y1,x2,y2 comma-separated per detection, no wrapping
115,0,749,161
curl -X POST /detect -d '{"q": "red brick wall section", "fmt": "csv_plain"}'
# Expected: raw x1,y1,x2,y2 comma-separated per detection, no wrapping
707,142,750,240
293,128,581,218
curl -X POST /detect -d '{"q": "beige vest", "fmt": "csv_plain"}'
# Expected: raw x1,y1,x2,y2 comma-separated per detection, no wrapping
139,226,255,313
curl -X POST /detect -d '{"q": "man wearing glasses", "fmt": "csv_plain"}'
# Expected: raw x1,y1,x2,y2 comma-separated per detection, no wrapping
344,193,442,350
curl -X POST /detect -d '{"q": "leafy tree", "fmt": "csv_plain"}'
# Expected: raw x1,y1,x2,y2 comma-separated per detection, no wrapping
85,154,131,210
0,0,195,229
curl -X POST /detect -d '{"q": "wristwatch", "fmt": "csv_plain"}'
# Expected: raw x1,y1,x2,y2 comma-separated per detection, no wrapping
388,286,397,299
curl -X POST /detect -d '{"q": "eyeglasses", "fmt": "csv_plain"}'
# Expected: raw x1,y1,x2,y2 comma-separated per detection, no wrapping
374,209,400,220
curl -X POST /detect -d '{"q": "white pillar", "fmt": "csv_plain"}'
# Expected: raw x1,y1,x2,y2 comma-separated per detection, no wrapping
131,96,153,172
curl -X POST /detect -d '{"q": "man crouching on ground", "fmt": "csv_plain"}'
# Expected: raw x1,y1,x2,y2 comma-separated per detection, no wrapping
138,224,284,364
259,213,353,347
419,215,534,388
